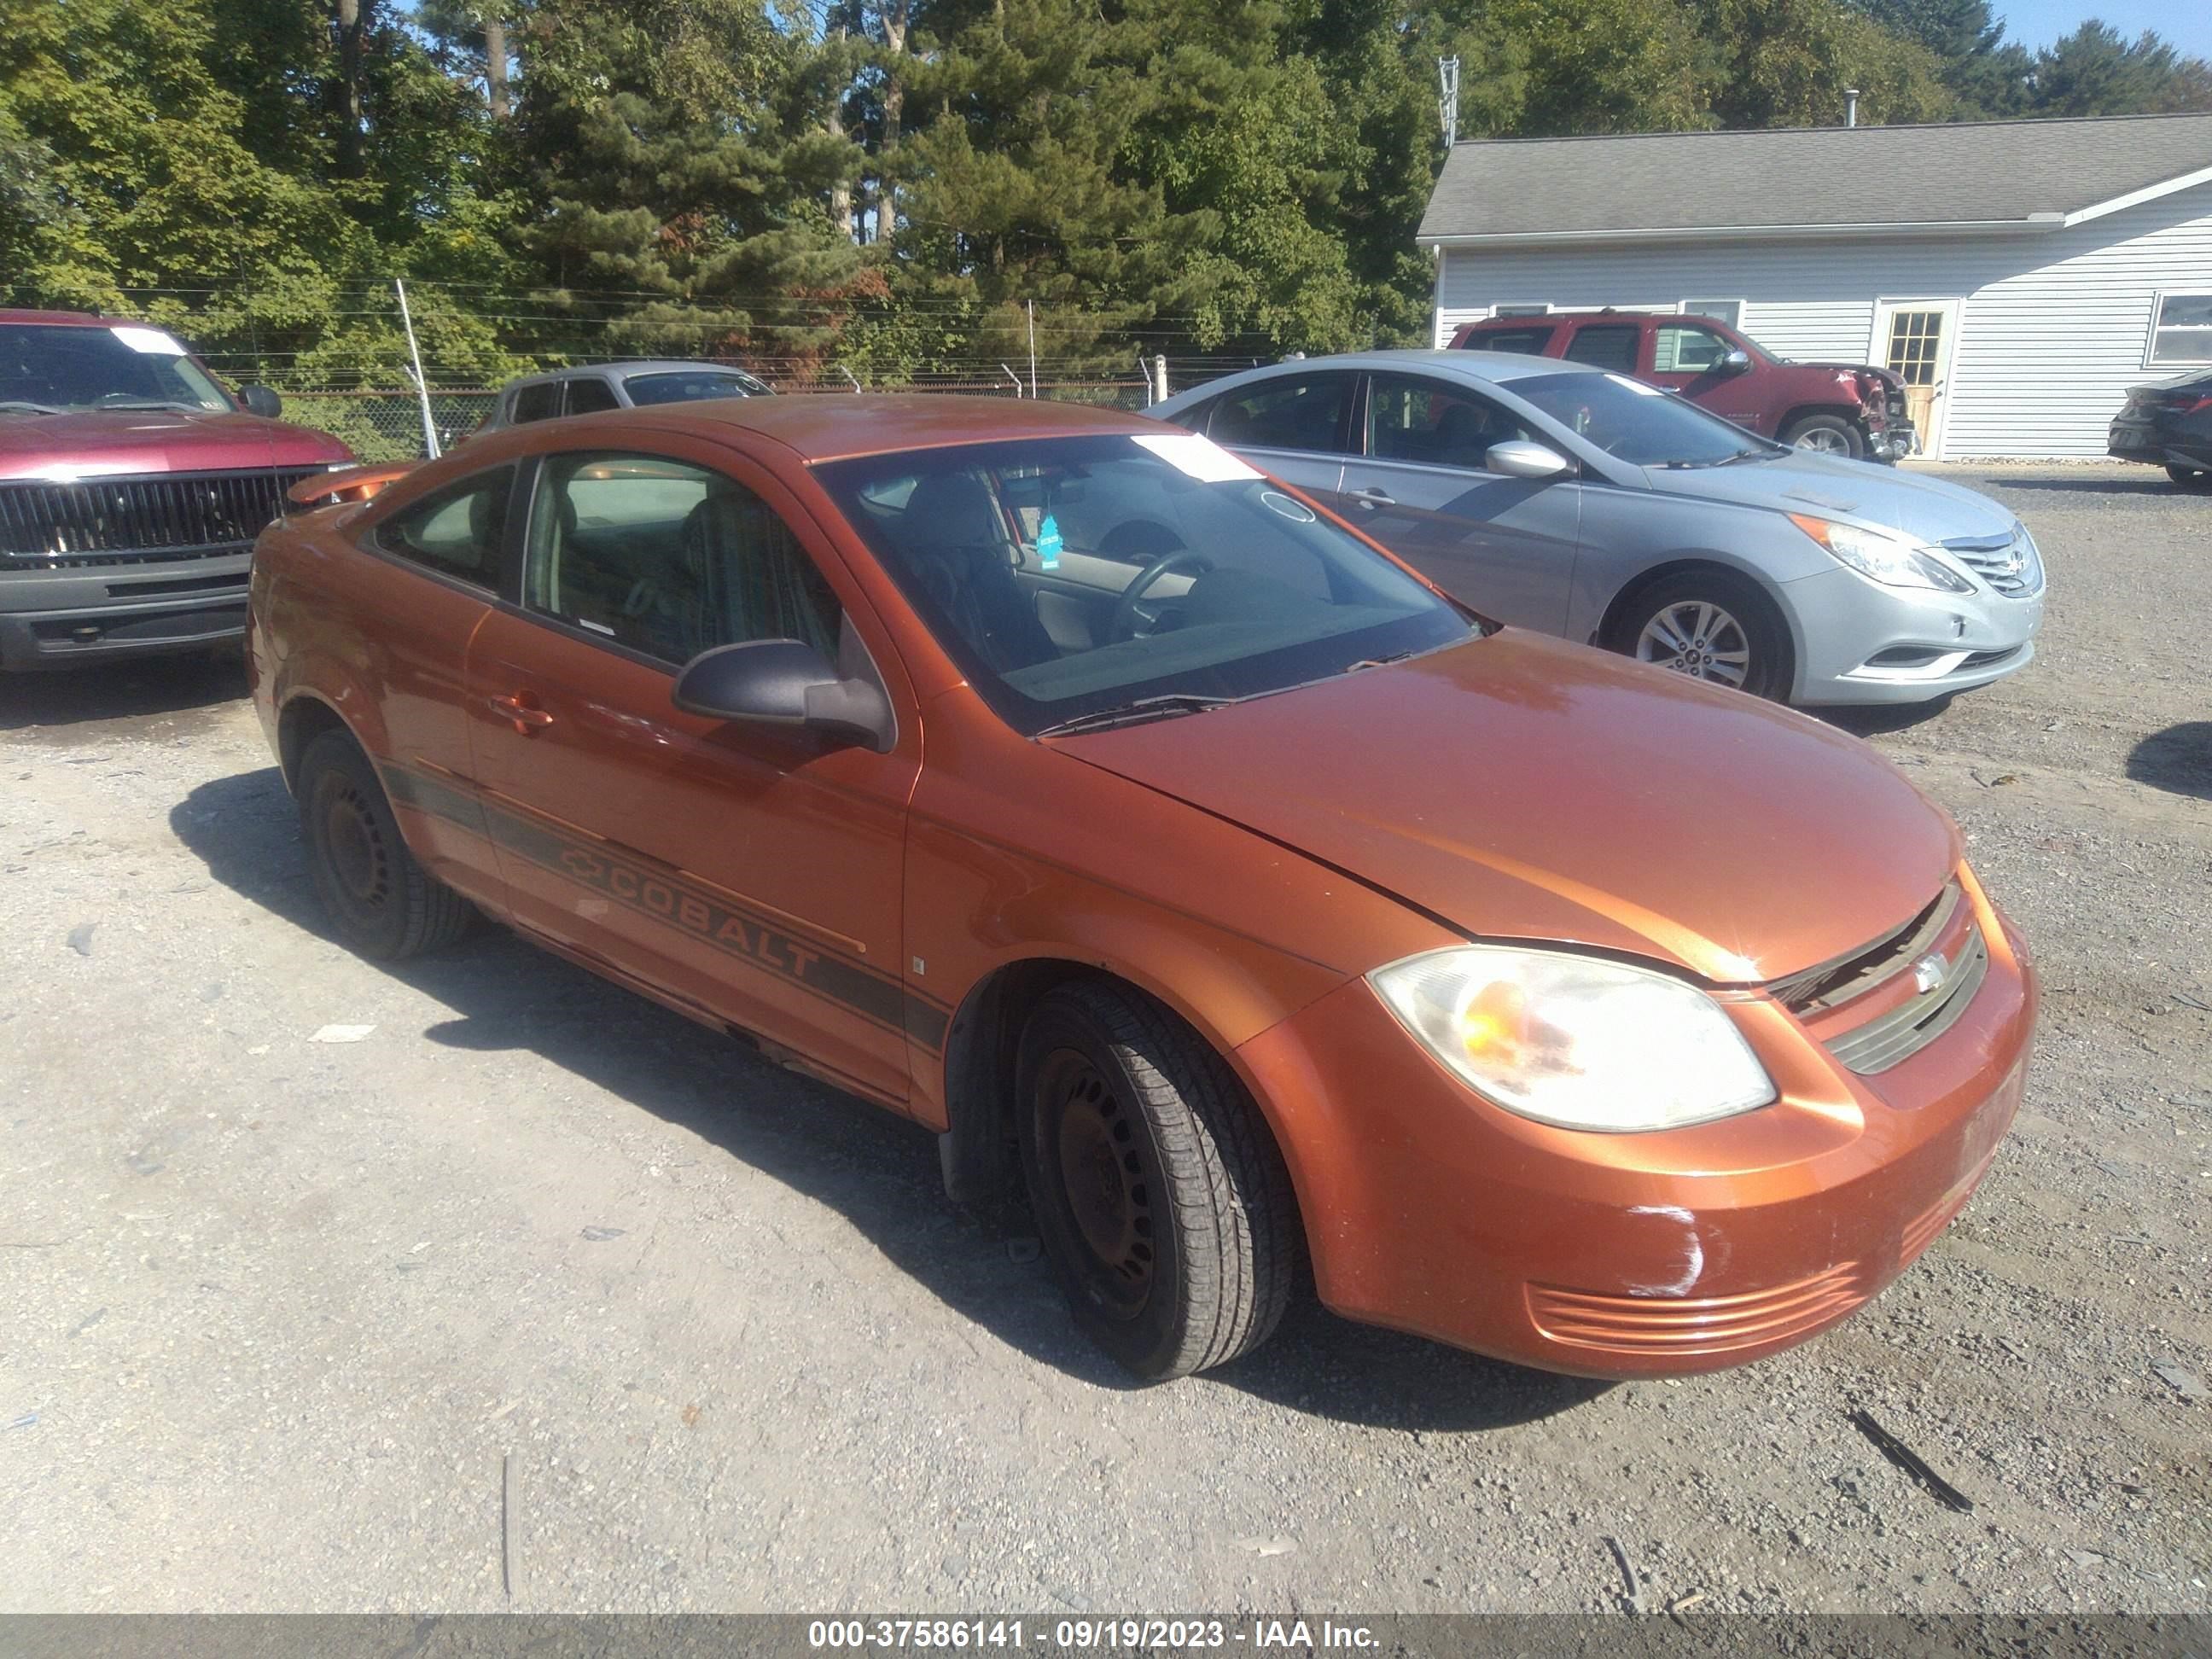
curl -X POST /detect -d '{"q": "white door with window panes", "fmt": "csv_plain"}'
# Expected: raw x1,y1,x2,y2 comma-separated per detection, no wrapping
1870,300,1960,457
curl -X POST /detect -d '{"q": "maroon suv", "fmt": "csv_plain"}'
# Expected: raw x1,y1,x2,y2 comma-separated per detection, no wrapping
1451,311,1912,463
0,310,354,670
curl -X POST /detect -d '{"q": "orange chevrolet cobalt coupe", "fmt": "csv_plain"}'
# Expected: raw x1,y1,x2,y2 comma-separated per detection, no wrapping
248,397,2035,1382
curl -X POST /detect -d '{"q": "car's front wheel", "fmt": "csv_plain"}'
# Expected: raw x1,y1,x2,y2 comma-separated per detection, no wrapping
1016,981,1298,1382
1611,572,1793,701
1784,414,1866,459
297,729,474,961
2166,464,2211,490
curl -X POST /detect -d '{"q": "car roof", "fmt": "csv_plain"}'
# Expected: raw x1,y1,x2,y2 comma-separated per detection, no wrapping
594,392,1161,463
504,360,768,387
0,309,142,329
1467,311,1678,324
1173,349,1602,399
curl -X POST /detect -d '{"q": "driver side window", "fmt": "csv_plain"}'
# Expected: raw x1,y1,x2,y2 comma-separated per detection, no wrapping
523,452,841,665
1654,323,1728,374
1365,374,1537,470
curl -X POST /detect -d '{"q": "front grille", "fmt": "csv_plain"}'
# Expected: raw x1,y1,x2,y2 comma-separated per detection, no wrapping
1771,884,1959,1015
1825,925,1988,1074
1527,1262,1867,1357
0,468,323,567
1770,881,1991,1074
1943,529,2044,598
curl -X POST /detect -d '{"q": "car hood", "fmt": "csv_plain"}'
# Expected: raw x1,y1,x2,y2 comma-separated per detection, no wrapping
1052,631,1959,986
1645,452,2017,544
0,409,352,480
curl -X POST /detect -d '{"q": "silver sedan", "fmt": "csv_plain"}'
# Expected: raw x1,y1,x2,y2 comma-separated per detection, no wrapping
1153,351,2045,705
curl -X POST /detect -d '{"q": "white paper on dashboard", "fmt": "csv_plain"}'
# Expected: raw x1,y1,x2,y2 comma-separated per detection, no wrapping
111,326,188,356
1130,432,1263,482
1605,373,1662,397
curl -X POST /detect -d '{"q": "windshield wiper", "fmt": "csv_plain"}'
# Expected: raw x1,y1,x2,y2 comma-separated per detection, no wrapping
0,400,63,415
1034,693,1239,738
91,399,203,412
1659,446,1773,469
1717,445,1782,464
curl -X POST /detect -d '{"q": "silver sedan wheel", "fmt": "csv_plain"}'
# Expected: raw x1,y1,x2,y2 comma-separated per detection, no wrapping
1635,601,1752,689
1793,427,1853,454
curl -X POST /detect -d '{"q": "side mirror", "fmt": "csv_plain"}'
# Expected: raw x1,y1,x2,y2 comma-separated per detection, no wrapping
1716,349,1753,376
672,637,894,753
1486,439,1574,480
238,384,283,419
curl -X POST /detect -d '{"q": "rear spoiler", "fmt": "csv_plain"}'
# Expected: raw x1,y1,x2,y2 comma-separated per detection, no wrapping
288,463,415,507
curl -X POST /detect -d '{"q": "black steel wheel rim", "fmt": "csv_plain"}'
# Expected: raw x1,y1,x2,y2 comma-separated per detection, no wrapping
319,779,391,922
1039,1047,1154,1318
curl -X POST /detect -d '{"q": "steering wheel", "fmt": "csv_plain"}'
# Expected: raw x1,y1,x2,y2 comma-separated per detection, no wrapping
1110,549,1213,642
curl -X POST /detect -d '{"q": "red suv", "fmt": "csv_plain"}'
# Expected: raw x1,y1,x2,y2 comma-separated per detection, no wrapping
0,310,354,670
1451,311,1912,463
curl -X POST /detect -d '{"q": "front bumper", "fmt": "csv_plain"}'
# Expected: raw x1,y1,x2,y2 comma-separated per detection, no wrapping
1868,421,1917,463
0,552,251,671
1782,562,2044,706
1235,880,2036,1378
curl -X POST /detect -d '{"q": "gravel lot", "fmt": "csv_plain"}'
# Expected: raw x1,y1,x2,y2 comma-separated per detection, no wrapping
1,463,2206,1616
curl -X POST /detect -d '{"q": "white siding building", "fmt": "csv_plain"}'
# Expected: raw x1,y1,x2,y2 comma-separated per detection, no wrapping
1419,114,2212,459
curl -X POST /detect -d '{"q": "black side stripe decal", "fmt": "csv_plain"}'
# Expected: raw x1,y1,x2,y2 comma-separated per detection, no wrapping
381,762,952,1053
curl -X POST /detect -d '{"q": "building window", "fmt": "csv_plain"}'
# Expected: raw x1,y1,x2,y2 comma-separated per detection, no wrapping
1682,300,1743,329
2150,293,2212,364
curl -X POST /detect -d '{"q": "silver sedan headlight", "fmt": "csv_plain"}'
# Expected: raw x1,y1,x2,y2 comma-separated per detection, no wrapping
1367,945,1776,1132
1788,513,1974,594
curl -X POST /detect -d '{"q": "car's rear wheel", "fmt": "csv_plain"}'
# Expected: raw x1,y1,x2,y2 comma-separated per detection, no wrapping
1612,571,1793,701
1784,414,1865,459
2166,464,2211,490
1016,981,1297,1382
297,729,473,961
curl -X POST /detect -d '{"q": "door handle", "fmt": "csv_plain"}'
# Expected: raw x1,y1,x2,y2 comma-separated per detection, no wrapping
488,692,555,734
1353,486,1395,508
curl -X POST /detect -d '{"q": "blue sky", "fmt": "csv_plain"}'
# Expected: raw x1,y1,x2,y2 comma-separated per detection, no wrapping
1997,0,2212,55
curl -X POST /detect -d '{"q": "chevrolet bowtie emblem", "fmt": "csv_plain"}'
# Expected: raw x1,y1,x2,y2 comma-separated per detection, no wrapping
1912,952,1951,995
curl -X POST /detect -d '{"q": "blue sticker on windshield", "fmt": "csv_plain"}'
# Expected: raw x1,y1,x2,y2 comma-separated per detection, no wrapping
1038,514,1062,570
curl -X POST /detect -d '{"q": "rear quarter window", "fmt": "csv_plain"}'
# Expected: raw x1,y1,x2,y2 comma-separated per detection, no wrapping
371,468,515,587
1466,326,1557,356
510,383,562,423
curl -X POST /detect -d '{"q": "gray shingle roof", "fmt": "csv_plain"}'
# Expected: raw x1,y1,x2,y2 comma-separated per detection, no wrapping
1417,114,2212,243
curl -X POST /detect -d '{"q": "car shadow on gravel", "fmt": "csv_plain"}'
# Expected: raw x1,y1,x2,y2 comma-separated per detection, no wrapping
1814,695,1954,738
169,764,1603,1434
2128,722,2212,800
1987,474,2181,496
0,650,246,735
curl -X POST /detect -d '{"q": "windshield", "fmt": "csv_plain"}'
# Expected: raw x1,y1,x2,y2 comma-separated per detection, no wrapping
0,323,232,414
1510,370,1774,467
623,369,771,405
818,433,1479,737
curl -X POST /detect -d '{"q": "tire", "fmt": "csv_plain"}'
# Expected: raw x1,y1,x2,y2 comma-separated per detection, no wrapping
1609,570,1795,701
296,729,474,960
2166,464,2211,490
1016,981,1298,1382
1783,414,1866,460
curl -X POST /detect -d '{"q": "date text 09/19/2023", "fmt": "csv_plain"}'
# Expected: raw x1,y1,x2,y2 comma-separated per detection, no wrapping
806,1620,1381,1650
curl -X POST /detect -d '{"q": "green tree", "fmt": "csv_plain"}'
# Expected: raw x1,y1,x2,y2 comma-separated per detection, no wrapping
2027,21,2212,115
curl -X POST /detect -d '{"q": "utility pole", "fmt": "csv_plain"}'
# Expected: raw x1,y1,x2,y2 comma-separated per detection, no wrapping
394,280,439,460
1026,300,1038,398
1437,56,1460,148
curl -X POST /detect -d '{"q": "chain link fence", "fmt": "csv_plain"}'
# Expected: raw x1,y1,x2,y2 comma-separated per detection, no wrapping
283,379,1158,463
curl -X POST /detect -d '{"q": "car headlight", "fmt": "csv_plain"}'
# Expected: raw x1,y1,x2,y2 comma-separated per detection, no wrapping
1367,946,1776,1132
1788,513,1973,593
